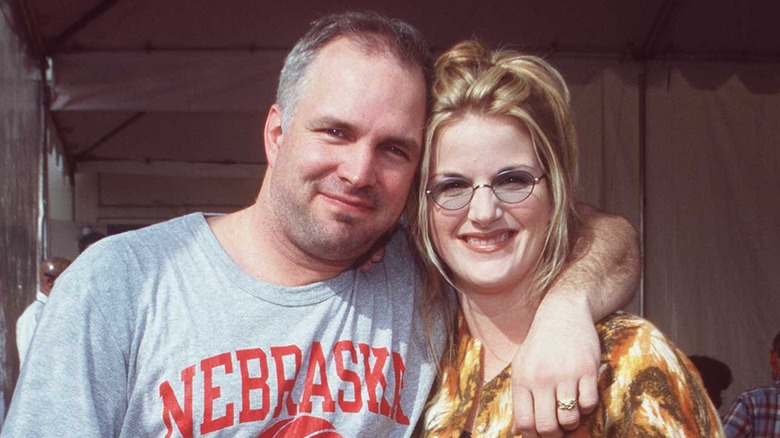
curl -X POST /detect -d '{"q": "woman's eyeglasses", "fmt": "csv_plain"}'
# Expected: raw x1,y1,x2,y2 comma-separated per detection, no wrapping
426,169,545,211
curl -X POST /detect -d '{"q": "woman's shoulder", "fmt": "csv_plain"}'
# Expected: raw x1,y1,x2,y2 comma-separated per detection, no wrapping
591,313,725,436
595,312,674,353
594,312,696,387
596,311,658,332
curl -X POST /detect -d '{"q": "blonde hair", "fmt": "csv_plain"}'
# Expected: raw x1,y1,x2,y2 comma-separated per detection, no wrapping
409,40,581,360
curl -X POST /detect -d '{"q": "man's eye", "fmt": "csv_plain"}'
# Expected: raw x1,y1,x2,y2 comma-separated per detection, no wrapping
385,145,409,160
326,129,346,138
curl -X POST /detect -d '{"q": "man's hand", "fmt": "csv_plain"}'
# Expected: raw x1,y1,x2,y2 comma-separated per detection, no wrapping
511,205,639,436
354,226,397,271
511,293,600,437
358,246,385,271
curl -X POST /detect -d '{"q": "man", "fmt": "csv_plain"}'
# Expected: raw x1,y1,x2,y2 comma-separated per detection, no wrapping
3,12,638,437
722,331,780,437
15,257,71,364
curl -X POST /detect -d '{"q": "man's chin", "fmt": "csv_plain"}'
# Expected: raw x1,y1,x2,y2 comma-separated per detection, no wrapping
305,228,377,260
313,246,373,266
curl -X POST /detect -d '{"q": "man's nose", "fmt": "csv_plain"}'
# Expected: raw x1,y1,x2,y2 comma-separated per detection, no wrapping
339,143,377,188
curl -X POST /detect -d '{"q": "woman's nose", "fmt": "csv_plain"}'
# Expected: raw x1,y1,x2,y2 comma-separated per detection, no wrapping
467,185,502,225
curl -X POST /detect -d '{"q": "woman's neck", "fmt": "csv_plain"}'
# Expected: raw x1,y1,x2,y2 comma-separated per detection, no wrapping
457,281,543,382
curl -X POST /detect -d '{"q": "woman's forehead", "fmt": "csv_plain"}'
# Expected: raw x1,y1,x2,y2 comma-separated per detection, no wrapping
431,114,537,174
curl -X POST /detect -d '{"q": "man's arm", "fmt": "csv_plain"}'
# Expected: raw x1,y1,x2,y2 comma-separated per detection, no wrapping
545,204,639,318
511,204,640,437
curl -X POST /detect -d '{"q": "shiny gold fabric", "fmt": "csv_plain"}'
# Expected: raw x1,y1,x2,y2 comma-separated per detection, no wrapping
422,313,724,437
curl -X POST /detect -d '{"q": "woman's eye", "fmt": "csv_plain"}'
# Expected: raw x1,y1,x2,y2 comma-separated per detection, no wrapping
438,179,470,194
495,172,533,189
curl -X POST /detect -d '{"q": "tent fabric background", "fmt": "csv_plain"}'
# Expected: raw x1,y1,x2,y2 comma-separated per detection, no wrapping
0,6,43,424
645,63,780,411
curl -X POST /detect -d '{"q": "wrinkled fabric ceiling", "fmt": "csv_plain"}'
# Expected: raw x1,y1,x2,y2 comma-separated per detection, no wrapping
9,0,780,175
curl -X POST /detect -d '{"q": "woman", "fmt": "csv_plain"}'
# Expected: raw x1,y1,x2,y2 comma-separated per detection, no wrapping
412,40,723,437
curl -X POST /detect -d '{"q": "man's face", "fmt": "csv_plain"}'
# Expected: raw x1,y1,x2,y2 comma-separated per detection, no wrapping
40,258,71,294
771,349,780,381
265,38,426,264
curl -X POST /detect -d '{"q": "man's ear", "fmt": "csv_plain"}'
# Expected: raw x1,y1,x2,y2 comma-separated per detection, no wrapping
264,104,285,169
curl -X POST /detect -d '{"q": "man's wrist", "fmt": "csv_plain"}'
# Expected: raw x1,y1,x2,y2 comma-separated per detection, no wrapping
536,289,594,323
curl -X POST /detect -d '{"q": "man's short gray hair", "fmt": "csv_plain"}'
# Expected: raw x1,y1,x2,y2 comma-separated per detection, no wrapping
276,11,432,130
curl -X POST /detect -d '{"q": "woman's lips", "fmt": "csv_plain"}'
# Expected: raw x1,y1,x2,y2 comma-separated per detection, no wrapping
460,230,515,252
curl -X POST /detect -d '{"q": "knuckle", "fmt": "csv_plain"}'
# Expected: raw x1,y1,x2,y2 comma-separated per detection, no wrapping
512,379,530,390
561,422,580,432
532,372,556,385
582,366,599,378
558,414,580,430
535,418,559,434
539,426,563,438
515,413,535,430
579,395,598,410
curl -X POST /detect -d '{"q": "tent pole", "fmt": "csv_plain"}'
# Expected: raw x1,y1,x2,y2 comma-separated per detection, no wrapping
73,112,145,159
638,63,647,318
48,0,122,52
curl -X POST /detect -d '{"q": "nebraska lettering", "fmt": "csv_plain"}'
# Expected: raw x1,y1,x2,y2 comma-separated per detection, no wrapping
159,341,409,438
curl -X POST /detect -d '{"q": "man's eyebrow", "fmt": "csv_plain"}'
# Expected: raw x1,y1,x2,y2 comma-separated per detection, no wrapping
307,116,355,132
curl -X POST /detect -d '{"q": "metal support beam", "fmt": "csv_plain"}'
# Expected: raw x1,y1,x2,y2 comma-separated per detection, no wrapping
76,159,265,180
73,112,144,159
48,0,122,52
641,0,678,59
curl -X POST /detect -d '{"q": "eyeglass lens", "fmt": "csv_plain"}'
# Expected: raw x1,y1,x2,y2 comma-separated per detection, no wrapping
427,170,541,210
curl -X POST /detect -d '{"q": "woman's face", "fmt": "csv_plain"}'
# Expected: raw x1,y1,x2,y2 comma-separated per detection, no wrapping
429,114,552,295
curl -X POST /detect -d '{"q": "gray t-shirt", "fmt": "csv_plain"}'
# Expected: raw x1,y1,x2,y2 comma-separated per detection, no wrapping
3,213,444,437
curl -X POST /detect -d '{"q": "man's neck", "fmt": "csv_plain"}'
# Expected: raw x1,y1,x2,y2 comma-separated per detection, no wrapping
207,206,355,287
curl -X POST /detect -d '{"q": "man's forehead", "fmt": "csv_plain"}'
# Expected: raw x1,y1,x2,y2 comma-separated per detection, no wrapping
311,37,426,87
302,38,427,119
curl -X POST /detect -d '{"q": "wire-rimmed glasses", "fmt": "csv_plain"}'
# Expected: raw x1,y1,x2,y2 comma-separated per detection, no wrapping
426,169,545,211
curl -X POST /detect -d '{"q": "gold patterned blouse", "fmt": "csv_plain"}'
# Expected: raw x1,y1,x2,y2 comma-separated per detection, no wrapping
422,313,724,437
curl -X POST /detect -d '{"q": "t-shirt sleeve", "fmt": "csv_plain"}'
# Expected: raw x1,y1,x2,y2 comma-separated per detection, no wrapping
3,246,130,436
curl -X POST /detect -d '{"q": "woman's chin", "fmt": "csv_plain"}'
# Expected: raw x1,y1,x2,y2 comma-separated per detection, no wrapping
455,273,517,296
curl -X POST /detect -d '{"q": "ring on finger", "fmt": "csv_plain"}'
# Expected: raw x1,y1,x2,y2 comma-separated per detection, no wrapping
557,398,578,410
